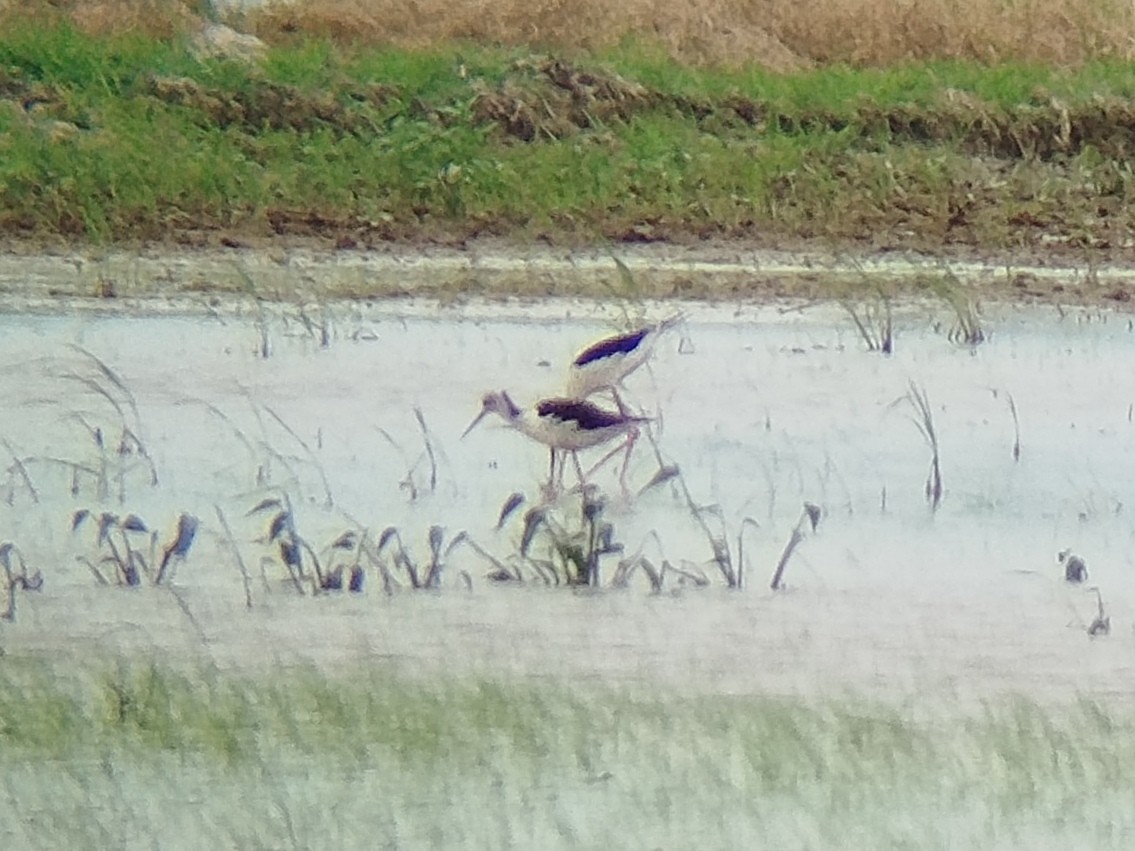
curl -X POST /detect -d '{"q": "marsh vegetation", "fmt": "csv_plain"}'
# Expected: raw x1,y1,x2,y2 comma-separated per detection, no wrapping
4,656,1135,848
0,292,1127,847
2,2,1135,845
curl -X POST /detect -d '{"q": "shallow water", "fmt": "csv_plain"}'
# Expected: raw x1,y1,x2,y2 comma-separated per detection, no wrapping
1,296,1133,709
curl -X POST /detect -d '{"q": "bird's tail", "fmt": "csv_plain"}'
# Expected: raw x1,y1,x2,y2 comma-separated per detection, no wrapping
654,311,687,333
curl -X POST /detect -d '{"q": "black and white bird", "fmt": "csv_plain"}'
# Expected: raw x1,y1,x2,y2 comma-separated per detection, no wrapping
462,390,646,490
565,314,684,409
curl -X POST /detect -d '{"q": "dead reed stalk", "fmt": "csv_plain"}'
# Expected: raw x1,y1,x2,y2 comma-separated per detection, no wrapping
769,503,821,591
214,505,254,608
895,380,943,510
0,543,43,622
1006,392,1021,462
1087,586,1110,636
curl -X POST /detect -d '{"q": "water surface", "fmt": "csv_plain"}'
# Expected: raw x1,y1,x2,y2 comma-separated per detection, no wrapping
2,297,1132,710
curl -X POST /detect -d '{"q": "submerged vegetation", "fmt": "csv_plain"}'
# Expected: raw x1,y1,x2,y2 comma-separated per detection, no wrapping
2,657,1135,846
1,0,1135,271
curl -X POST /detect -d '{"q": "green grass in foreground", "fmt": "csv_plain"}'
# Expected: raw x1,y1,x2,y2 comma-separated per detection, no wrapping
1,657,1133,848
5,18,1135,252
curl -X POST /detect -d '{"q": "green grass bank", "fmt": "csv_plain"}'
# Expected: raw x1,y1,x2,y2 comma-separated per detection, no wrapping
4,16,1135,265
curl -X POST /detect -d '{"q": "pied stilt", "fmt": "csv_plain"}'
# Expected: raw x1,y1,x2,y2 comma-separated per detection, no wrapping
462,390,646,491
565,314,683,409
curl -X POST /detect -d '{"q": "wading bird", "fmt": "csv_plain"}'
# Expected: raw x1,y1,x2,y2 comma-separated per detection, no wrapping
565,314,684,409
462,390,646,491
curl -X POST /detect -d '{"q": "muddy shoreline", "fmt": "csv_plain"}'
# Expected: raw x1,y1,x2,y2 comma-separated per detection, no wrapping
2,238,1134,311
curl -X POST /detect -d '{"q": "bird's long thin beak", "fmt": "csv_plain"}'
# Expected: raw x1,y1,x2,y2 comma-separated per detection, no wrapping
461,408,489,439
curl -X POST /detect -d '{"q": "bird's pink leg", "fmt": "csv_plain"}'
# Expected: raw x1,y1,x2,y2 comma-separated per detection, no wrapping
556,449,574,490
583,427,640,485
571,451,587,487
611,388,631,416
541,449,568,501
617,427,640,489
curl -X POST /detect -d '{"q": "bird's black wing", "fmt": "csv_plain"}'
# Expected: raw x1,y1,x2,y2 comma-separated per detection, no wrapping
573,328,649,367
536,398,629,430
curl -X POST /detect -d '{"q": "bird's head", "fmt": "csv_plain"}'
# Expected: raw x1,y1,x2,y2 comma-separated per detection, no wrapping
461,391,520,438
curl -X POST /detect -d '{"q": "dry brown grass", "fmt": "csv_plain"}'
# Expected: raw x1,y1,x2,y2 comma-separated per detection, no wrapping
3,0,198,40
241,0,1135,68
242,0,811,70
6,0,1135,68
768,0,1135,65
